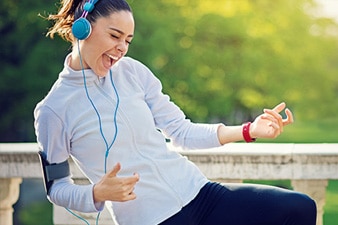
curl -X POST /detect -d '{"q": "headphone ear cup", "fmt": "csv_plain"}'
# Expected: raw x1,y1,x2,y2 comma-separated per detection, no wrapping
72,18,92,40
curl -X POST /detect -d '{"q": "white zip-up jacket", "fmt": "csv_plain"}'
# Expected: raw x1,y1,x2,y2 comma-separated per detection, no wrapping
34,54,222,225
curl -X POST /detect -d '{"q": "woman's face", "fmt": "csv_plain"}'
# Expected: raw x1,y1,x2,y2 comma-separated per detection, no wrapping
74,10,135,76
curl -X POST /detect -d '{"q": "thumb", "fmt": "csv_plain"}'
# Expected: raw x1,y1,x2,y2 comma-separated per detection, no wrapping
107,162,121,177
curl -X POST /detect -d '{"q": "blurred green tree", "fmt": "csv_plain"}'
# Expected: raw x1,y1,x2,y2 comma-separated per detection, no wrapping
128,0,338,123
0,0,69,141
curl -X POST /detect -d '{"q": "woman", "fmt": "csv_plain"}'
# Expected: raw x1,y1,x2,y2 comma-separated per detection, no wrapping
34,0,317,224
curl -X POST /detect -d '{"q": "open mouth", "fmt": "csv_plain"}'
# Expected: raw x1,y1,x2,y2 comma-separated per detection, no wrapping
106,54,119,61
103,53,120,69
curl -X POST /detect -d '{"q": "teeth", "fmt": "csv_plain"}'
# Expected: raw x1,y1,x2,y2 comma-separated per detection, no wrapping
106,54,119,61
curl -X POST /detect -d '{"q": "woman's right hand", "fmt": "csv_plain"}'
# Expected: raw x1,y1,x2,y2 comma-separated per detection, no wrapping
93,163,139,203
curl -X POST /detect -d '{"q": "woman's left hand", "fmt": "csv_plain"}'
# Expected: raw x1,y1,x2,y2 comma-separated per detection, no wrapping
250,102,294,139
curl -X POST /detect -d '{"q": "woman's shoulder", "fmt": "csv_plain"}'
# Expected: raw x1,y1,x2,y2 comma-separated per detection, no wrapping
120,56,138,63
114,57,163,95
117,56,159,82
119,56,151,72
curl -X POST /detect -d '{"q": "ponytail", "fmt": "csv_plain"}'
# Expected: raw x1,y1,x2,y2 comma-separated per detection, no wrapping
46,0,82,42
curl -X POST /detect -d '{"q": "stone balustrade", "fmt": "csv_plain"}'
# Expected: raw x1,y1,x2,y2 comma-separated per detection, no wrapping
1,143,338,225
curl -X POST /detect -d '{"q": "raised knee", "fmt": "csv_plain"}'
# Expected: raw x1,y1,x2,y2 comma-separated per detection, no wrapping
289,192,317,223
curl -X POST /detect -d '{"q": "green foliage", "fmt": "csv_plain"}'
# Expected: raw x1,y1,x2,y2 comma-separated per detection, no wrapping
128,0,338,124
244,179,292,189
0,0,69,141
17,201,52,225
1,0,338,141
324,180,338,225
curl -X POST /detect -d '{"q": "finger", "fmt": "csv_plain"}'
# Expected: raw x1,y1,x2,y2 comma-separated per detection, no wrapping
268,121,281,131
123,173,140,185
117,187,137,202
283,108,294,126
123,192,137,201
263,109,283,132
271,102,286,113
107,163,121,177
120,179,139,202
133,172,140,181
260,113,278,123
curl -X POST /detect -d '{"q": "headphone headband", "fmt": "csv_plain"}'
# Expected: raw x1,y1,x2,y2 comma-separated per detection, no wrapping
83,2,95,12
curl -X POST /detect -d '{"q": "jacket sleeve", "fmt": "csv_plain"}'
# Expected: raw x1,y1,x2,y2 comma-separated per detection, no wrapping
132,60,222,149
34,104,104,212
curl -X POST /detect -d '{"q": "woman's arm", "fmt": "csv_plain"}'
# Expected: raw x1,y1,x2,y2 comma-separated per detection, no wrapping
217,102,294,145
35,105,103,212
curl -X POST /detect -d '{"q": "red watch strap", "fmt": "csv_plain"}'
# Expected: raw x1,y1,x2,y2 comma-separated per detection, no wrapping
242,122,256,143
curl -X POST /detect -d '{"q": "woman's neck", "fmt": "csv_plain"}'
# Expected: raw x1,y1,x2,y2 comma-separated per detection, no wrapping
69,43,89,71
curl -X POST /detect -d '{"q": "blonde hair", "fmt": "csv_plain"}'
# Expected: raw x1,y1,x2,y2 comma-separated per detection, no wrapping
46,0,81,42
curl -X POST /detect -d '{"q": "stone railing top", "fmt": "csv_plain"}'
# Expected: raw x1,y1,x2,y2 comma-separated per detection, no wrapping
1,143,338,180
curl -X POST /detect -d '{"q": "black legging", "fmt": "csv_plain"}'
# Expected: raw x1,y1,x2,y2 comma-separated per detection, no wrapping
159,182,317,225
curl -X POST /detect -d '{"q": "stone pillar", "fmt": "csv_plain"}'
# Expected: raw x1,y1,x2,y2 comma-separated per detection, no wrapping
0,178,22,225
291,179,328,225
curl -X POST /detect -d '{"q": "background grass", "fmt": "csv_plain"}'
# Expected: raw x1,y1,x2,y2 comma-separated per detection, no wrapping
259,118,338,143
323,180,338,225
16,201,52,225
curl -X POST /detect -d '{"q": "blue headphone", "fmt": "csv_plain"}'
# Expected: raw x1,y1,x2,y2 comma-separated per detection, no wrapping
72,0,99,40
